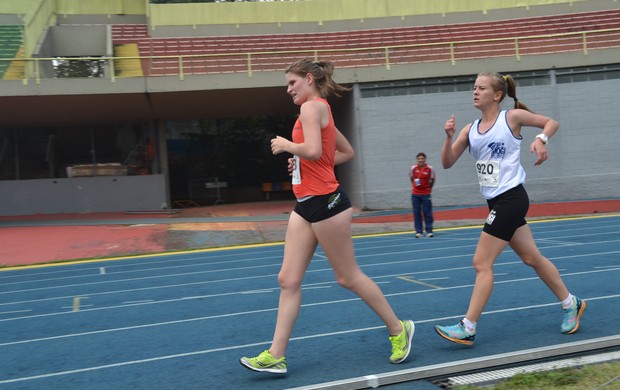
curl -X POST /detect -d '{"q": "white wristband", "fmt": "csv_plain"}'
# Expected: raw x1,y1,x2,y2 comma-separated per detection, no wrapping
536,133,548,144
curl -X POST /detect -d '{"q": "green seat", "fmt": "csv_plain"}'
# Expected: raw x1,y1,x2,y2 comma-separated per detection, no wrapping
0,25,23,77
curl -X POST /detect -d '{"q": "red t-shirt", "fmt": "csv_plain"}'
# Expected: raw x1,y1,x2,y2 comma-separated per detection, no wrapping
410,164,435,195
291,98,339,198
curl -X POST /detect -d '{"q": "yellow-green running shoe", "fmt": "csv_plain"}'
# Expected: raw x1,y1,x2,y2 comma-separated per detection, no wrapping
240,350,287,374
389,320,415,363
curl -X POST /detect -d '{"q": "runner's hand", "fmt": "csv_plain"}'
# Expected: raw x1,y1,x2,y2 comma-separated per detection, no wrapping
445,114,456,138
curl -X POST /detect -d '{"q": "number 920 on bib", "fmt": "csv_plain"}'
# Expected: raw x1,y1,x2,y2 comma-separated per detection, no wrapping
475,160,500,187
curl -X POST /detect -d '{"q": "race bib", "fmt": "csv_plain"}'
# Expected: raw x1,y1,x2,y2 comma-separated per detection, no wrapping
475,160,500,187
291,155,301,185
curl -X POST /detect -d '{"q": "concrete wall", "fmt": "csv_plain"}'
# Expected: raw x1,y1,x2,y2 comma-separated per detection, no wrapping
55,15,147,25
48,25,108,57
146,0,602,29
331,89,363,208
31,25,108,79
0,15,23,24
0,174,167,216
354,75,620,209
148,0,619,37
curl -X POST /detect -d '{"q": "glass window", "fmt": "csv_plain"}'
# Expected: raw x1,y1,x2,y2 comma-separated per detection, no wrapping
359,65,619,97
0,124,154,180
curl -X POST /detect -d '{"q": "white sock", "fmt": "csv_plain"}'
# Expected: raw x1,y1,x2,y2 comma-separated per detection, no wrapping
561,294,574,309
462,317,476,333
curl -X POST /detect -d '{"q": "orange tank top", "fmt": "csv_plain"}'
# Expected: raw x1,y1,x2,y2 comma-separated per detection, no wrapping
291,98,339,198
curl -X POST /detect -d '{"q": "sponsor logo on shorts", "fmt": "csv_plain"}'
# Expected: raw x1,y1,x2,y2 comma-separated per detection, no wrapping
327,193,342,210
486,209,497,225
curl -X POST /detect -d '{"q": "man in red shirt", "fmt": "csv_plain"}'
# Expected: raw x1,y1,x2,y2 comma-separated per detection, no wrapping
409,152,435,238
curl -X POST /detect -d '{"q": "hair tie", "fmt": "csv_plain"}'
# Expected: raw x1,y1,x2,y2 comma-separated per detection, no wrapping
514,97,518,102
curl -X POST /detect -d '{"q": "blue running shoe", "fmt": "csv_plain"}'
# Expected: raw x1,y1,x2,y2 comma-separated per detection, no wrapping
435,321,475,346
561,296,586,334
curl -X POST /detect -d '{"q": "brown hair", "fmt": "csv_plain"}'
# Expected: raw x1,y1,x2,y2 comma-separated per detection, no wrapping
477,71,531,112
285,58,351,98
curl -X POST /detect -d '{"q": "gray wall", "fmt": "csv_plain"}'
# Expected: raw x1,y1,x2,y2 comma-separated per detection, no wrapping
354,76,620,209
0,174,167,215
147,0,618,37
332,89,364,208
34,25,109,79
0,14,22,24
48,25,108,57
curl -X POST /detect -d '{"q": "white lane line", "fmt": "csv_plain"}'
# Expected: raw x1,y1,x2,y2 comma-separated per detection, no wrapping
0,309,32,315
594,265,620,269
0,313,618,385
1,291,617,349
0,266,618,323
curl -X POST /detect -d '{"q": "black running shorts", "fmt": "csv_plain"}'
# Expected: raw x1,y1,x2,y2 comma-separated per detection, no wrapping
483,184,529,242
293,187,352,223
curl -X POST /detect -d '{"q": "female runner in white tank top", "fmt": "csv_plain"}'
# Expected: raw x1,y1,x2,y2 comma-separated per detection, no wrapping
435,72,585,346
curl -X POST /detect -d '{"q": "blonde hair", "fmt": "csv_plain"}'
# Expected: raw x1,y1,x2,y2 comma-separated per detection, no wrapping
478,71,532,112
285,58,351,98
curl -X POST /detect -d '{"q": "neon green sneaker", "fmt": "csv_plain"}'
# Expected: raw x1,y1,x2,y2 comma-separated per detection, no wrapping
240,350,287,374
389,320,415,363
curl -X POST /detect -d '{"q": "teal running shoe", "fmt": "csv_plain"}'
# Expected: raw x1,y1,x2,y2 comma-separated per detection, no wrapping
561,296,586,334
435,321,476,346
389,320,415,363
240,350,287,374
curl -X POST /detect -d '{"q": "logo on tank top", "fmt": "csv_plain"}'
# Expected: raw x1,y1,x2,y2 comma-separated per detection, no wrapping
327,193,342,210
487,142,506,159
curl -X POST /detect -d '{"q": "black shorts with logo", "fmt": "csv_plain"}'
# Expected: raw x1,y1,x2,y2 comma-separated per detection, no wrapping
293,187,352,223
483,184,529,242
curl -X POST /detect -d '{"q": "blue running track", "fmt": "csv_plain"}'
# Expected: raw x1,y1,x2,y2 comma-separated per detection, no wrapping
0,215,619,389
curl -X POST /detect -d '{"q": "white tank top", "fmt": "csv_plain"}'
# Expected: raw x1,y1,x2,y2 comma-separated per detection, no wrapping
468,110,526,199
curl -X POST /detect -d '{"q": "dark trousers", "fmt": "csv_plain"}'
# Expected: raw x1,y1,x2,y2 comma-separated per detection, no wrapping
412,194,433,234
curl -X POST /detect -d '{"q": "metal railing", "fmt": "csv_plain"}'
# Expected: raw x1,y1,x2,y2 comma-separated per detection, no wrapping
1,27,619,85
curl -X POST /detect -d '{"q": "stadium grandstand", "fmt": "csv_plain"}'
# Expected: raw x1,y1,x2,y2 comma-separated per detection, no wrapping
0,0,618,216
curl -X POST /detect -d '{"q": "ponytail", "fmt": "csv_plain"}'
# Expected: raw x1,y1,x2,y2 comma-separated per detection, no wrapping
478,72,532,112
285,58,351,98
503,74,531,112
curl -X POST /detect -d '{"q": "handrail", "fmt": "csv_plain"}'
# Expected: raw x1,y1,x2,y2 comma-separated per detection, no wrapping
1,27,619,84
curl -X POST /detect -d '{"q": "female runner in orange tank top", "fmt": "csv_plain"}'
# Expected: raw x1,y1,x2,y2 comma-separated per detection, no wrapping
240,59,414,374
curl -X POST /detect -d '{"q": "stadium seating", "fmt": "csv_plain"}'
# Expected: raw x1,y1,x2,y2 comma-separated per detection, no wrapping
0,25,24,79
109,9,620,76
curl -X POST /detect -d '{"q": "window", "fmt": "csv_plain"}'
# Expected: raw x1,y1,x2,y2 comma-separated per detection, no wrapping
358,65,620,98
556,64,620,84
